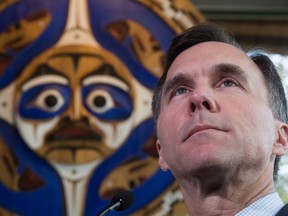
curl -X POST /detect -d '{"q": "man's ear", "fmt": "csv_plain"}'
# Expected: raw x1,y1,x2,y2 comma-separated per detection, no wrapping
273,120,288,156
156,139,169,171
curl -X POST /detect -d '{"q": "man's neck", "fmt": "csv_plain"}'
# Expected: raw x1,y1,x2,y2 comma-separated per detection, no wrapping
179,168,275,216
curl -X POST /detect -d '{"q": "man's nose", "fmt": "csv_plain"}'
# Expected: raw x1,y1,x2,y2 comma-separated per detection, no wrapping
188,89,218,113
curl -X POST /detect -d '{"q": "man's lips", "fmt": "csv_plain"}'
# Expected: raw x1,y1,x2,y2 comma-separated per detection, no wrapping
182,125,228,142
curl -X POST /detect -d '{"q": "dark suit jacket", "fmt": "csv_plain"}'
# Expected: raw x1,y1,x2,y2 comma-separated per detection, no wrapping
276,204,288,216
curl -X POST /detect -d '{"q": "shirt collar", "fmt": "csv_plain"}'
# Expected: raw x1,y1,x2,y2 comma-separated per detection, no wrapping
235,192,284,216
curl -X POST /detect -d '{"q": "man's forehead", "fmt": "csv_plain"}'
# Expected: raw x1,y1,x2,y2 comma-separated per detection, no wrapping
166,41,261,80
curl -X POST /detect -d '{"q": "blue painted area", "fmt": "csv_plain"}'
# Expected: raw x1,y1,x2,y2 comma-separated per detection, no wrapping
0,0,178,215
84,118,175,216
82,84,133,120
18,84,71,119
88,0,175,89
0,120,65,216
0,0,68,89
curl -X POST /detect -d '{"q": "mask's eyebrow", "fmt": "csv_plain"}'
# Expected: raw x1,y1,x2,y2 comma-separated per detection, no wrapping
21,64,69,91
162,73,193,97
212,63,248,84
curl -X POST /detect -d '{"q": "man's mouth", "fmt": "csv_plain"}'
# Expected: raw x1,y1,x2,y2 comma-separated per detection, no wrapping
191,125,220,135
183,124,228,142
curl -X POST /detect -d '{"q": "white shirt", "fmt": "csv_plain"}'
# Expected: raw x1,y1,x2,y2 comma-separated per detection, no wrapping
235,192,284,216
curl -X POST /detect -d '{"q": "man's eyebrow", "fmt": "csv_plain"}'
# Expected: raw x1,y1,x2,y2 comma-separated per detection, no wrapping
212,63,248,83
162,73,192,97
161,64,248,97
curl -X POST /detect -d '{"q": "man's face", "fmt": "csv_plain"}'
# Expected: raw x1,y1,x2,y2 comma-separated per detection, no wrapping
156,42,280,180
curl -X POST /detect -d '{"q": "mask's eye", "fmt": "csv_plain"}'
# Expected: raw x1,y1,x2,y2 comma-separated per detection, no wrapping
86,90,114,114
82,84,132,121
34,89,65,112
18,84,70,120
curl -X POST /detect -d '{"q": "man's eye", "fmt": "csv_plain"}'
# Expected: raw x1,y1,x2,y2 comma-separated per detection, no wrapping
174,87,188,96
220,79,237,88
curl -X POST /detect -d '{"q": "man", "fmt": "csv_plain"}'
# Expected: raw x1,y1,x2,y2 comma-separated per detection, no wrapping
152,22,288,215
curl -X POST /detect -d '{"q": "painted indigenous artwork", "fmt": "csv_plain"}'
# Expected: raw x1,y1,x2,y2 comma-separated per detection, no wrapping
0,0,205,215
